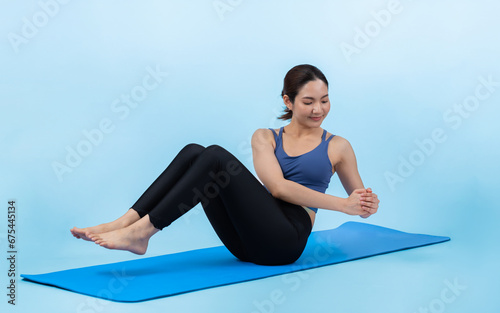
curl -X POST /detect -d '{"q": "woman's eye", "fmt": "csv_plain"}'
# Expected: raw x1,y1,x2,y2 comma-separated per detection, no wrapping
304,102,312,105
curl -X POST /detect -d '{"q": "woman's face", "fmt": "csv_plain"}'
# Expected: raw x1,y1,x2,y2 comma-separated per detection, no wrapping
285,79,330,127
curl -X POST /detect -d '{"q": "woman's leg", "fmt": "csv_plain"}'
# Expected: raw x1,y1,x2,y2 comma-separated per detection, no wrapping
200,192,312,265
132,143,206,217
195,146,313,265
91,145,312,264
71,144,205,240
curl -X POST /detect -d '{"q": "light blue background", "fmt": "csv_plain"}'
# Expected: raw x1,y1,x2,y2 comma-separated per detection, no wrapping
1,0,498,312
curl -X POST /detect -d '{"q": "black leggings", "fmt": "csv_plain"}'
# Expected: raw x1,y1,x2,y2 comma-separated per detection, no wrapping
131,144,312,265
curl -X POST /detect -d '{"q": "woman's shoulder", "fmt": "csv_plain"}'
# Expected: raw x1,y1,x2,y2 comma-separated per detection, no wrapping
251,128,277,149
327,134,352,167
252,128,279,138
327,133,350,150
253,127,277,136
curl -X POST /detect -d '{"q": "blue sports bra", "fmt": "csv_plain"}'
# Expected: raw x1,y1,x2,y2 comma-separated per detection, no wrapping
267,126,335,213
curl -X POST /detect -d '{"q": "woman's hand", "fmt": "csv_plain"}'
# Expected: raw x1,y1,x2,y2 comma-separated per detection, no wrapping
359,188,379,218
343,188,379,218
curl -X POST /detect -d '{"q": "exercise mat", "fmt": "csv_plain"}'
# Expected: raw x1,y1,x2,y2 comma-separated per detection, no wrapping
22,222,450,302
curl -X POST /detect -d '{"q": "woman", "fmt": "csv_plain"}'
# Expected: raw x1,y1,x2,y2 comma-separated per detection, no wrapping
71,64,379,266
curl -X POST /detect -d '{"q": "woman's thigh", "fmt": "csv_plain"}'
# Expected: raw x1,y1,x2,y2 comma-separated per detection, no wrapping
201,145,312,264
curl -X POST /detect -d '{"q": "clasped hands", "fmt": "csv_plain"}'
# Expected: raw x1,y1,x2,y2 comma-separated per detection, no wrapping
344,188,380,218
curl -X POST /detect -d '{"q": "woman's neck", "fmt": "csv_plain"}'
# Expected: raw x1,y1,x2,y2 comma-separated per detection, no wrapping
284,122,322,139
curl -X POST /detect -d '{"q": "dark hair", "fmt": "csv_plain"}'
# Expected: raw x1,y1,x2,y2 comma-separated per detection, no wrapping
278,64,329,121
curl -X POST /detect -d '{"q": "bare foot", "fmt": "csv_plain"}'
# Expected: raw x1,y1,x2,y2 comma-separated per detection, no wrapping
71,209,140,241
89,215,159,255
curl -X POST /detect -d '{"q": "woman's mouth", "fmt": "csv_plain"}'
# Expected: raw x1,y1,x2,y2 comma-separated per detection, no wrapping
310,116,322,121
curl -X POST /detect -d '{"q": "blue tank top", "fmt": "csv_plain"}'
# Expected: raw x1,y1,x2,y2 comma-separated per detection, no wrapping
267,127,335,213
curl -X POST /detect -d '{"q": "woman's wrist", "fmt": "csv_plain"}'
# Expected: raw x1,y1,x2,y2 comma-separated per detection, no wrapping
326,195,346,213
338,197,347,214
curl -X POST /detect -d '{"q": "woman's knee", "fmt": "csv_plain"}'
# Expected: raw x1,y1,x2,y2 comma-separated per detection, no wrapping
205,144,227,155
181,143,205,157
203,145,244,176
201,145,231,165
205,145,241,164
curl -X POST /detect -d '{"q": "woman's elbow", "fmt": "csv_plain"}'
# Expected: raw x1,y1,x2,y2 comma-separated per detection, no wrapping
269,183,283,199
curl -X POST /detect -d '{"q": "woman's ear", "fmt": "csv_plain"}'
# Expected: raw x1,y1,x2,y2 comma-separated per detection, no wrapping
283,95,293,111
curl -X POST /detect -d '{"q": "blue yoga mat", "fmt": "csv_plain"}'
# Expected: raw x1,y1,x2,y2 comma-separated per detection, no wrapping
21,222,449,302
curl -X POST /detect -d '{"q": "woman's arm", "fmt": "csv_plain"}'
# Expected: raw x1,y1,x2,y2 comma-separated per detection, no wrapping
331,136,379,217
274,179,348,213
331,136,365,195
251,128,347,213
